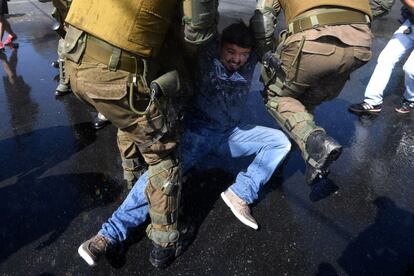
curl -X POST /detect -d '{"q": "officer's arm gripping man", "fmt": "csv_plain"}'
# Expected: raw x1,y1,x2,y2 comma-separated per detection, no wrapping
250,0,280,60
181,0,219,45
370,0,396,17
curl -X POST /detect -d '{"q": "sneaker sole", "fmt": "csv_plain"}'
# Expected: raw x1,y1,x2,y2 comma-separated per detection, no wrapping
78,244,97,266
348,107,382,114
4,37,17,45
220,192,258,230
395,108,412,114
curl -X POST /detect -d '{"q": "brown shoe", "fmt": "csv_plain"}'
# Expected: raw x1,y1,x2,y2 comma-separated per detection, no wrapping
78,234,111,266
221,189,258,230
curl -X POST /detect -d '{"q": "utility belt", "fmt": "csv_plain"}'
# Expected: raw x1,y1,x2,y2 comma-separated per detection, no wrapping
83,34,180,101
288,8,371,35
84,35,143,74
64,26,182,122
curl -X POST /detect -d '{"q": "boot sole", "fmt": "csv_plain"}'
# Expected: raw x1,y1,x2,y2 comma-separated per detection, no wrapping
319,145,342,172
149,256,173,269
325,146,342,168
55,90,72,96
306,146,342,185
221,192,258,230
149,246,181,269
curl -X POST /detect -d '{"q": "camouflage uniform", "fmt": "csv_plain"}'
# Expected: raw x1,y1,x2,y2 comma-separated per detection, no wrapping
251,0,373,182
51,0,71,95
64,0,217,248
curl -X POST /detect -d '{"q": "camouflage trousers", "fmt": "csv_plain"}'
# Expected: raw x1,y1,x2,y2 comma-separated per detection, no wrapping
264,36,372,161
56,39,71,92
66,56,182,247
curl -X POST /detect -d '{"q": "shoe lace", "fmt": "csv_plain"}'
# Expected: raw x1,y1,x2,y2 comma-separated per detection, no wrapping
402,100,414,109
90,235,109,253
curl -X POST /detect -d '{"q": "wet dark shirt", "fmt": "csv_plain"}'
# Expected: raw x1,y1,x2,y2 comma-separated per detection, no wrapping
187,41,258,132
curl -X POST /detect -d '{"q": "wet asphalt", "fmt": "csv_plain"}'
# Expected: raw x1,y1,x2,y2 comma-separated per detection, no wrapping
0,1,413,275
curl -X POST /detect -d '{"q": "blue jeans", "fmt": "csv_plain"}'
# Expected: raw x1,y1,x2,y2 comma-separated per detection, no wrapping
100,124,291,244
365,19,414,105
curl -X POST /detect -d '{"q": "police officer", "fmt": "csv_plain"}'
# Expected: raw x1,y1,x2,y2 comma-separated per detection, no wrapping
51,0,71,96
250,0,376,185
50,0,111,130
64,0,218,268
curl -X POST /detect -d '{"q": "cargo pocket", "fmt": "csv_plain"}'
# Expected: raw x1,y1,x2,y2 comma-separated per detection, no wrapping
284,40,337,86
298,41,337,82
353,47,372,70
63,25,86,64
301,41,336,56
78,64,130,100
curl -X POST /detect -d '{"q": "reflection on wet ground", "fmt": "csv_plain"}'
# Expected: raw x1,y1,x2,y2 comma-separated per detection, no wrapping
0,1,413,275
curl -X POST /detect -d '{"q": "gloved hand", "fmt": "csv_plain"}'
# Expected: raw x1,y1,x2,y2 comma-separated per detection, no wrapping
262,51,281,71
370,0,396,18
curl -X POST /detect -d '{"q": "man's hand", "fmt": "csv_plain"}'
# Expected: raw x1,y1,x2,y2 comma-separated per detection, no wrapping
403,0,414,14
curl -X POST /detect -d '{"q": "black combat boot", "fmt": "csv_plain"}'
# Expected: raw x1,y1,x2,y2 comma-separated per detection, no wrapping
93,113,111,130
305,131,342,185
55,83,71,96
149,242,181,268
148,225,194,268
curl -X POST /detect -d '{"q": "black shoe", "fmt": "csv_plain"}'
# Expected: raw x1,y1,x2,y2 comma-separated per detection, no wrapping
309,178,339,202
305,131,342,185
51,60,59,68
7,43,19,49
55,84,71,96
93,114,111,130
395,98,414,114
149,243,180,268
305,166,329,186
348,102,382,115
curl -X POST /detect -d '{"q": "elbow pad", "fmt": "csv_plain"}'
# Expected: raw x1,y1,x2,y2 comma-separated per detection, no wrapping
182,0,218,45
250,8,277,59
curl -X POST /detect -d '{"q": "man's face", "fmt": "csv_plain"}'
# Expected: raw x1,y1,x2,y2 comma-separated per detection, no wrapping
220,43,251,71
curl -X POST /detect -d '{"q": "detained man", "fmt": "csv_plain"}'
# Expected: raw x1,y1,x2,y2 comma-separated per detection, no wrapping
77,22,291,268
